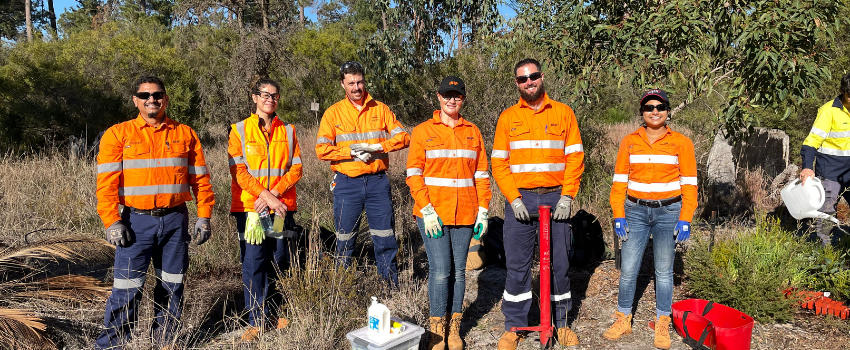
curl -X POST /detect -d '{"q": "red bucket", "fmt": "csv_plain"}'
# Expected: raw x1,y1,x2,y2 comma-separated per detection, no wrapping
672,299,754,350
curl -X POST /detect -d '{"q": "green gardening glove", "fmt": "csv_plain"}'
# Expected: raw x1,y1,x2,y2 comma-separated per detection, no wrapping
245,212,265,245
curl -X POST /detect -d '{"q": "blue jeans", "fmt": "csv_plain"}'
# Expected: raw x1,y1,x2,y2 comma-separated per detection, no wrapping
333,172,398,285
416,217,473,317
617,198,680,318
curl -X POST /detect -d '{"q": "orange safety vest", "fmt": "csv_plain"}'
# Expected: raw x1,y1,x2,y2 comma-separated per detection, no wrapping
96,115,215,227
491,93,585,202
228,114,302,212
406,112,492,225
609,126,698,221
316,92,410,177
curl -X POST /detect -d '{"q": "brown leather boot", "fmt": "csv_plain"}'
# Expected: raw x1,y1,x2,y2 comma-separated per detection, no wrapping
556,326,579,346
654,315,672,349
447,313,463,350
428,316,447,350
603,311,633,340
496,331,525,350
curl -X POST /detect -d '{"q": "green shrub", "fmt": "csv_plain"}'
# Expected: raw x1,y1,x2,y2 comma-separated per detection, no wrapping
685,215,814,322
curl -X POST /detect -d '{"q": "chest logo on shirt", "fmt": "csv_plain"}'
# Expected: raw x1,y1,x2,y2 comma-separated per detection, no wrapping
550,123,559,127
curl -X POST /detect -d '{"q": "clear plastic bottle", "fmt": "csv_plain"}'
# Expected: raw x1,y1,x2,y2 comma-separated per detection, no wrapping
258,208,275,235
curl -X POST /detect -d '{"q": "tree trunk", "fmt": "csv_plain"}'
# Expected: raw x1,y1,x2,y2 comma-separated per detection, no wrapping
299,5,304,26
261,0,268,29
456,22,462,52
382,11,387,31
47,0,57,34
139,0,146,14
25,0,32,42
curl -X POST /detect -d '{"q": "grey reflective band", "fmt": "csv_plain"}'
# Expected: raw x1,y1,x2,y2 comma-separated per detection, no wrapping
98,162,123,174
509,163,566,173
336,232,355,241
830,131,850,138
335,131,389,143
155,269,184,284
113,276,146,289
503,290,533,302
188,166,208,175
317,137,333,144
551,291,571,301
564,144,584,155
227,157,243,167
291,157,302,165
491,150,509,158
238,231,245,241
119,183,190,196
247,168,289,178
122,157,188,169
474,171,489,179
818,148,850,156
810,127,828,138
285,124,295,170
370,229,394,237
407,168,423,177
235,121,250,171
390,127,406,137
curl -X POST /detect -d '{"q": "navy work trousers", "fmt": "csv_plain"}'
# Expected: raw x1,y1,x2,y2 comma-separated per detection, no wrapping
502,190,572,330
95,205,189,349
333,171,398,286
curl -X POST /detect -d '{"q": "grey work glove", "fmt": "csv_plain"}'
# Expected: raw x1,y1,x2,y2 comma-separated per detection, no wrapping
106,221,132,247
350,143,383,153
553,195,573,221
511,198,530,222
193,217,211,245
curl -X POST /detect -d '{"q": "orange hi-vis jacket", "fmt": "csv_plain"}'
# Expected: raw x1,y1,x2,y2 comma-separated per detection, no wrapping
491,93,585,203
609,126,698,221
228,114,302,212
406,112,492,225
316,92,410,177
96,115,215,228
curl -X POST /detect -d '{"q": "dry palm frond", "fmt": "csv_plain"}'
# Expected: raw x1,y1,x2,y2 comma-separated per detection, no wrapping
0,235,113,270
0,308,55,349
14,275,111,303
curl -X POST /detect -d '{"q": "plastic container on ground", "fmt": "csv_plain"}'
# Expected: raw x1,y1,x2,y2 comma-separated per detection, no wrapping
780,177,839,223
346,320,424,350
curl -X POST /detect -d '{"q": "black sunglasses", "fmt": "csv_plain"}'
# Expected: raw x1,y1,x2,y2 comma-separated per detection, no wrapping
340,61,363,72
641,104,670,112
135,91,165,100
254,91,280,100
515,72,542,84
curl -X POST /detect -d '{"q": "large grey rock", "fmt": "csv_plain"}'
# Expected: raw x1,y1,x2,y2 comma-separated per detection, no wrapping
707,131,737,195
734,128,790,180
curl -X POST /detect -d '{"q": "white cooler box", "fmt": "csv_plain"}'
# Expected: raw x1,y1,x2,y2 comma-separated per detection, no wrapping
346,320,424,350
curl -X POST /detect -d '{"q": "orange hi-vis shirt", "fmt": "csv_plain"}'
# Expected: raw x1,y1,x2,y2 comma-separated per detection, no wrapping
491,93,585,203
228,114,302,212
316,92,410,177
96,115,215,228
609,126,698,221
406,112,492,225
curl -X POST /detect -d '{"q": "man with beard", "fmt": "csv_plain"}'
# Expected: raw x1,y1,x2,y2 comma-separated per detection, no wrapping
315,61,410,286
490,58,585,349
95,76,215,350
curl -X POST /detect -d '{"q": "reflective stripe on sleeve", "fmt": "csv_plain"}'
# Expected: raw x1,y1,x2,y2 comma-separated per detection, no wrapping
503,290,533,302
236,121,250,170
810,127,829,138
390,127,406,137
228,157,244,167
119,183,190,196
335,131,389,143
564,143,583,155
425,149,477,159
509,140,565,150
188,166,208,175
424,177,474,187
291,157,302,165
97,162,122,174
491,150,509,158
474,171,490,179
407,168,423,177
613,174,629,182
680,176,698,186
317,137,333,144
509,163,565,173
627,181,681,192
155,269,184,284
629,154,679,165
113,276,146,289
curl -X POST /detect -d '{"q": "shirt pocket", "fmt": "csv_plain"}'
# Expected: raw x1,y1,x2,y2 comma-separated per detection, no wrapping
508,121,530,138
167,142,190,178
122,142,151,185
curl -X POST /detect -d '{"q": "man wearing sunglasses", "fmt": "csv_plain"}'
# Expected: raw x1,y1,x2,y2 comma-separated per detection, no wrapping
800,73,850,246
491,58,584,349
95,76,215,350
315,61,410,286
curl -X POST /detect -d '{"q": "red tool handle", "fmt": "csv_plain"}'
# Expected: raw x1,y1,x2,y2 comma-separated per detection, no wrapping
510,206,554,348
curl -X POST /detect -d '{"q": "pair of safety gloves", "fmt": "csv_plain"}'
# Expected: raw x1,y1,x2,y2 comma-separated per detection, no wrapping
510,195,573,222
243,212,267,245
106,218,211,248
420,204,488,240
614,218,691,243
350,143,383,162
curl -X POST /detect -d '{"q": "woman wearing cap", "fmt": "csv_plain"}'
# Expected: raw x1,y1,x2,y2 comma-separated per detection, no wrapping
603,89,698,349
228,77,302,341
406,76,491,350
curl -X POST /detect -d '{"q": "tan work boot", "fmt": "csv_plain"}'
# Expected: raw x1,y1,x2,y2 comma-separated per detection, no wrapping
497,331,524,350
556,326,579,346
447,313,463,350
240,326,262,342
428,316,447,350
654,315,672,349
603,311,633,340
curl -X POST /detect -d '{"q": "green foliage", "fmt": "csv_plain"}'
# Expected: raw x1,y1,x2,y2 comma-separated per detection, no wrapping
685,216,813,322
804,244,850,302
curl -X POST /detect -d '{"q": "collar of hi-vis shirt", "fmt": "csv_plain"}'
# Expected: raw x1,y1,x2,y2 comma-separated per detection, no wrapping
429,110,471,128
131,114,177,130
249,113,281,137
832,95,850,115
517,92,553,114
636,125,674,145
345,91,376,114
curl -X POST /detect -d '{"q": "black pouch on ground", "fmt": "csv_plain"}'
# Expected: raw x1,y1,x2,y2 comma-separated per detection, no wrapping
568,209,612,269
